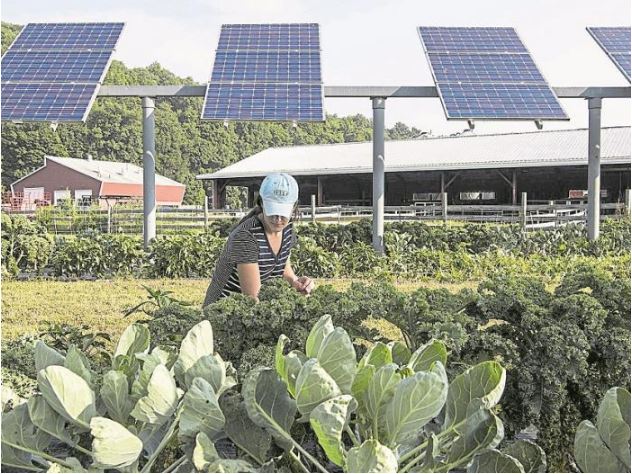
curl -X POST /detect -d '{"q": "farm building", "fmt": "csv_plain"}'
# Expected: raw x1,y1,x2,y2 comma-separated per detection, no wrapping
197,126,631,209
9,155,186,210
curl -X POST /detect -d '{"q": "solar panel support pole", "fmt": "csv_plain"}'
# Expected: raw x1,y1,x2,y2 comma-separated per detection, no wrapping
142,96,157,248
372,97,386,255
587,97,602,241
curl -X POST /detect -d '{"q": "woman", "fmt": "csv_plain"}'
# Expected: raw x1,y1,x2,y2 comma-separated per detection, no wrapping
203,173,314,307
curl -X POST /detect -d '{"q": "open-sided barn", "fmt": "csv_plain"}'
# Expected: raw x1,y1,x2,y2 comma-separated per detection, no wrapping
197,127,630,209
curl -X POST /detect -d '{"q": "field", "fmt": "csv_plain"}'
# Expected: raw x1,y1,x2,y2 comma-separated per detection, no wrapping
1,217,629,473
1,278,477,342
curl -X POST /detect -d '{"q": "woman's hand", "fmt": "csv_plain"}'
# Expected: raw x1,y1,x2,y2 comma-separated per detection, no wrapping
292,276,314,295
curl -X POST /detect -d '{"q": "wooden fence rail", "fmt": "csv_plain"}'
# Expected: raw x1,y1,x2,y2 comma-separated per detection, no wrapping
3,201,628,235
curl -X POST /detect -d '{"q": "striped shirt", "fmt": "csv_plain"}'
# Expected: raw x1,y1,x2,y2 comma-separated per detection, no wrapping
203,215,297,306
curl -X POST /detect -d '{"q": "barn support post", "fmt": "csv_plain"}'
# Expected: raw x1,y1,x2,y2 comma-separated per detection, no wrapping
625,189,631,216
210,180,220,209
372,97,386,255
521,192,528,230
317,177,323,205
441,192,448,223
142,96,156,248
218,181,227,209
204,197,209,230
311,194,316,223
587,97,602,241
512,170,517,205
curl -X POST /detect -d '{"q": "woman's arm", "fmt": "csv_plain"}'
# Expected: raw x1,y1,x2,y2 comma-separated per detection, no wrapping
237,262,261,301
283,259,298,285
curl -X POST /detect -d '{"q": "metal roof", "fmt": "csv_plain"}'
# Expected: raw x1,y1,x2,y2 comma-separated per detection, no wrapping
197,126,630,180
45,156,184,186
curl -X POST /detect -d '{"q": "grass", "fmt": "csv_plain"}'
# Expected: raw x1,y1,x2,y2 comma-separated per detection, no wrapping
1,277,478,343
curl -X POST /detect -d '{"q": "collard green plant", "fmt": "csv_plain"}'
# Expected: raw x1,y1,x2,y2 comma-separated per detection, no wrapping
0,321,235,473
239,314,547,473
1,312,548,474
574,387,631,473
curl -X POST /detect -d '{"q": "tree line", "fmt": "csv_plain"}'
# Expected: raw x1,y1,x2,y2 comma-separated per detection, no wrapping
2,22,426,204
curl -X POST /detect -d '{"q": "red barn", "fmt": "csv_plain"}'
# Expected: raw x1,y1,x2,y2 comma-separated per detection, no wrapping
10,155,186,210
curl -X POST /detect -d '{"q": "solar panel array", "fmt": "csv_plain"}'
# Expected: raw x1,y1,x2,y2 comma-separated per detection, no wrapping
587,27,631,82
1,22,124,122
202,23,324,122
418,27,568,120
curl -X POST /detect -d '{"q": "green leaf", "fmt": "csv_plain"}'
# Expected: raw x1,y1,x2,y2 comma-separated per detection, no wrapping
2,403,51,451
34,340,65,372
192,432,219,471
1,443,37,471
275,334,289,382
388,341,411,366
351,365,376,405
114,324,150,359
443,361,506,430
64,345,93,388
310,395,357,466
446,408,504,468
503,440,547,473
242,367,297,450
222,396,272,465
101,370,133,425
37,365,96,430
284,350,306,398
130,364,178,425
408,339,447,373
174,320,214,386
317,327,357,394
306,314,334,358
345,439,398,473
27,395,75,446
468,449,525,473
596,387,631,469
295,359,342,416
45,457,87,472
208,459,257,473
183,354,226,394
574,420,628,473
358,342,392,371
383,362,448,446
365,364,401,433
179,377,225,442
90,417,143,469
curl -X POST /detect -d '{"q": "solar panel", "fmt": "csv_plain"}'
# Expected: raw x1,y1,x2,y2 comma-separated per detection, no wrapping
202,23,324,122
587,27,631,81
2,51,111,82
420,27,528,53
418,26,568,121
217,23,320,51
1,22,123,122
203,83,323,121
9,23,124,51
1,83,98,121
211,50,321,83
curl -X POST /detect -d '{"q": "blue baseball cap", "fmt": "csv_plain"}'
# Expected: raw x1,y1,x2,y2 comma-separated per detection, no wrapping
259,173,299,219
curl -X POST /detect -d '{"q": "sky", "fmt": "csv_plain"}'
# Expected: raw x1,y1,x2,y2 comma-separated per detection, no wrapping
2,0,631,135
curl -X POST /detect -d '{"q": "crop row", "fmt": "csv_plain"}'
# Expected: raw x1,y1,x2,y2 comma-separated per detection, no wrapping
4,263,630,471
2,214,629,280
